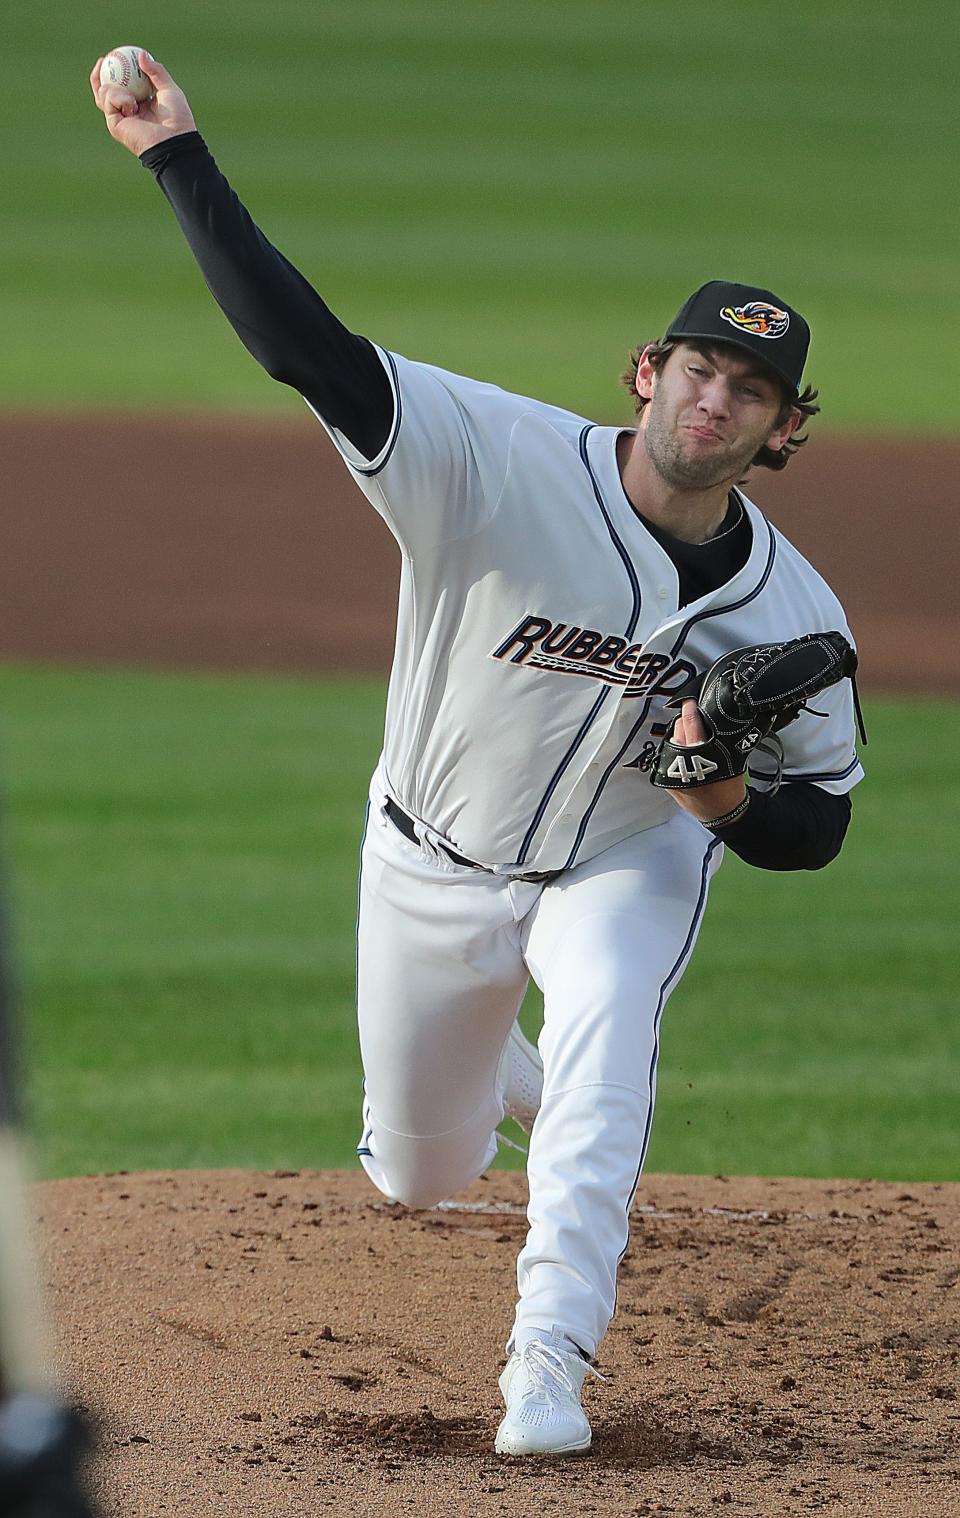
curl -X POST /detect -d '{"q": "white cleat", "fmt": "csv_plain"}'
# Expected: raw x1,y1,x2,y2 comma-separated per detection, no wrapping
497,1022,543,1135
495,1334,599,1456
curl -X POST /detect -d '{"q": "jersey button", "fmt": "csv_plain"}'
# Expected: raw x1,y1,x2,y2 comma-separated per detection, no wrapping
657,586,670,599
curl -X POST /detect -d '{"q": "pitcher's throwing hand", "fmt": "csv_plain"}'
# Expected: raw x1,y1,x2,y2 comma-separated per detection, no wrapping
90,50,195,156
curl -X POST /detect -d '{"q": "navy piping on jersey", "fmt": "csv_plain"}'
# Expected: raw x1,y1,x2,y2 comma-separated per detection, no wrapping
578,426,643,613
612,834,721,1307
640,834,722,1172
357,1094,373,1158
668,508,777,658
349,350,403,478
355,801,374,1158
749,755,861,785
516,687,612,864
561,698,657,869
514,425,643,864
355,799,370,987
560,499,778,870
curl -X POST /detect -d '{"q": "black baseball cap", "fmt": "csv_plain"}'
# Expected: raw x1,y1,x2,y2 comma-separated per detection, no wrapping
665,280,809,394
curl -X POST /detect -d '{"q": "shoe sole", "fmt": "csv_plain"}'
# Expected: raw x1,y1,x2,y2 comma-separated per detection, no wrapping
501,1026,543,1133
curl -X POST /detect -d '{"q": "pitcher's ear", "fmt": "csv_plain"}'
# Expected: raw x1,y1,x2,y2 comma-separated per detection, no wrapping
635,345,658,402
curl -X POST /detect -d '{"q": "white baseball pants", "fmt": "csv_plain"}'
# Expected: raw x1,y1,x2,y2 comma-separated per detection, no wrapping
356,768,723,1360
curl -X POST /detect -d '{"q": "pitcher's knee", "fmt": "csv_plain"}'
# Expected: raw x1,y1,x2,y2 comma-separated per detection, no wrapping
358,1122,498,1211
375,1171,449,1211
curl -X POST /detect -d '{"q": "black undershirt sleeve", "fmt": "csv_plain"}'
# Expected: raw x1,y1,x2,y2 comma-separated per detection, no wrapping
711,784,851,870
139,131,393,460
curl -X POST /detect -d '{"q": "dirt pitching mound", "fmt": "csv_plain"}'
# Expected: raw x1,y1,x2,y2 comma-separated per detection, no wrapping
36,1168,960,1517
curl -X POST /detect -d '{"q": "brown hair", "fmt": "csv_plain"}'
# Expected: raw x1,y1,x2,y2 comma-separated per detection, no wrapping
620,339,820,473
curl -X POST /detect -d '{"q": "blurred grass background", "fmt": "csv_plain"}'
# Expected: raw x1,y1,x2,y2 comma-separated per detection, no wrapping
2,666,956,1183
1,2,957,1182
1,0,957,427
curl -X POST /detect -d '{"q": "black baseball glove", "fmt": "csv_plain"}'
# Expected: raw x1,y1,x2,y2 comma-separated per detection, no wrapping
650,631,861,792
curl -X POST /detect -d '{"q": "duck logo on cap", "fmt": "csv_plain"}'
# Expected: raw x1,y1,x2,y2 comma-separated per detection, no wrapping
720,301,790,340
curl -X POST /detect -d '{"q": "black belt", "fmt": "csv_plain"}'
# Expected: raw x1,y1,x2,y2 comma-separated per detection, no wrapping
384,797,560,884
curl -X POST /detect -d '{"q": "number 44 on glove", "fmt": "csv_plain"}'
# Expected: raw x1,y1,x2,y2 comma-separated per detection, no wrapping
649,631,866,793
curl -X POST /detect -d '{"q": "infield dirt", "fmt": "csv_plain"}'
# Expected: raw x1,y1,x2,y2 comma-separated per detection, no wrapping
37,1168,960,1518
10,413,960,1514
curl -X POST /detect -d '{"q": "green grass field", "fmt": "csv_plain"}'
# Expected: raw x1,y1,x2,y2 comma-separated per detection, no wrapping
2,1,957,428
2,665,955,1184
1,5,955,1190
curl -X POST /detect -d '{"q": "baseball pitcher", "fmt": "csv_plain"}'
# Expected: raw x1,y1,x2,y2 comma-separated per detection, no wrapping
91,54,865,1456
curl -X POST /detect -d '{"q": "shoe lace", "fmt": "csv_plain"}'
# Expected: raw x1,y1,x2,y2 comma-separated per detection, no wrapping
517,1340,603,1403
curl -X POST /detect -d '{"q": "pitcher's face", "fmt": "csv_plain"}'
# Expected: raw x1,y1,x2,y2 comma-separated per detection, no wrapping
638,343,798,490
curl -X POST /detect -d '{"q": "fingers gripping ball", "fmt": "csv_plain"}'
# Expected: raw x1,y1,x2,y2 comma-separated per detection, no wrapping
100,47,154,102
650,631,859,791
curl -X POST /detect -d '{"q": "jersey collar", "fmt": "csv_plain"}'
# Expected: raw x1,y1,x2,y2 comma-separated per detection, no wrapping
582,424,775,621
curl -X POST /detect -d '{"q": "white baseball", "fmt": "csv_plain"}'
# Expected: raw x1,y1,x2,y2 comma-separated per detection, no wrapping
100,47,154,102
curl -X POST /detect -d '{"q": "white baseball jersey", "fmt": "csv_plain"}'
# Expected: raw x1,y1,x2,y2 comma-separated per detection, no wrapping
308,349,863,874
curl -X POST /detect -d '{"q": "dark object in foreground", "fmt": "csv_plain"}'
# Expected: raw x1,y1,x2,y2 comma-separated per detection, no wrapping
0,799,102,1517
0,1395,97,1518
